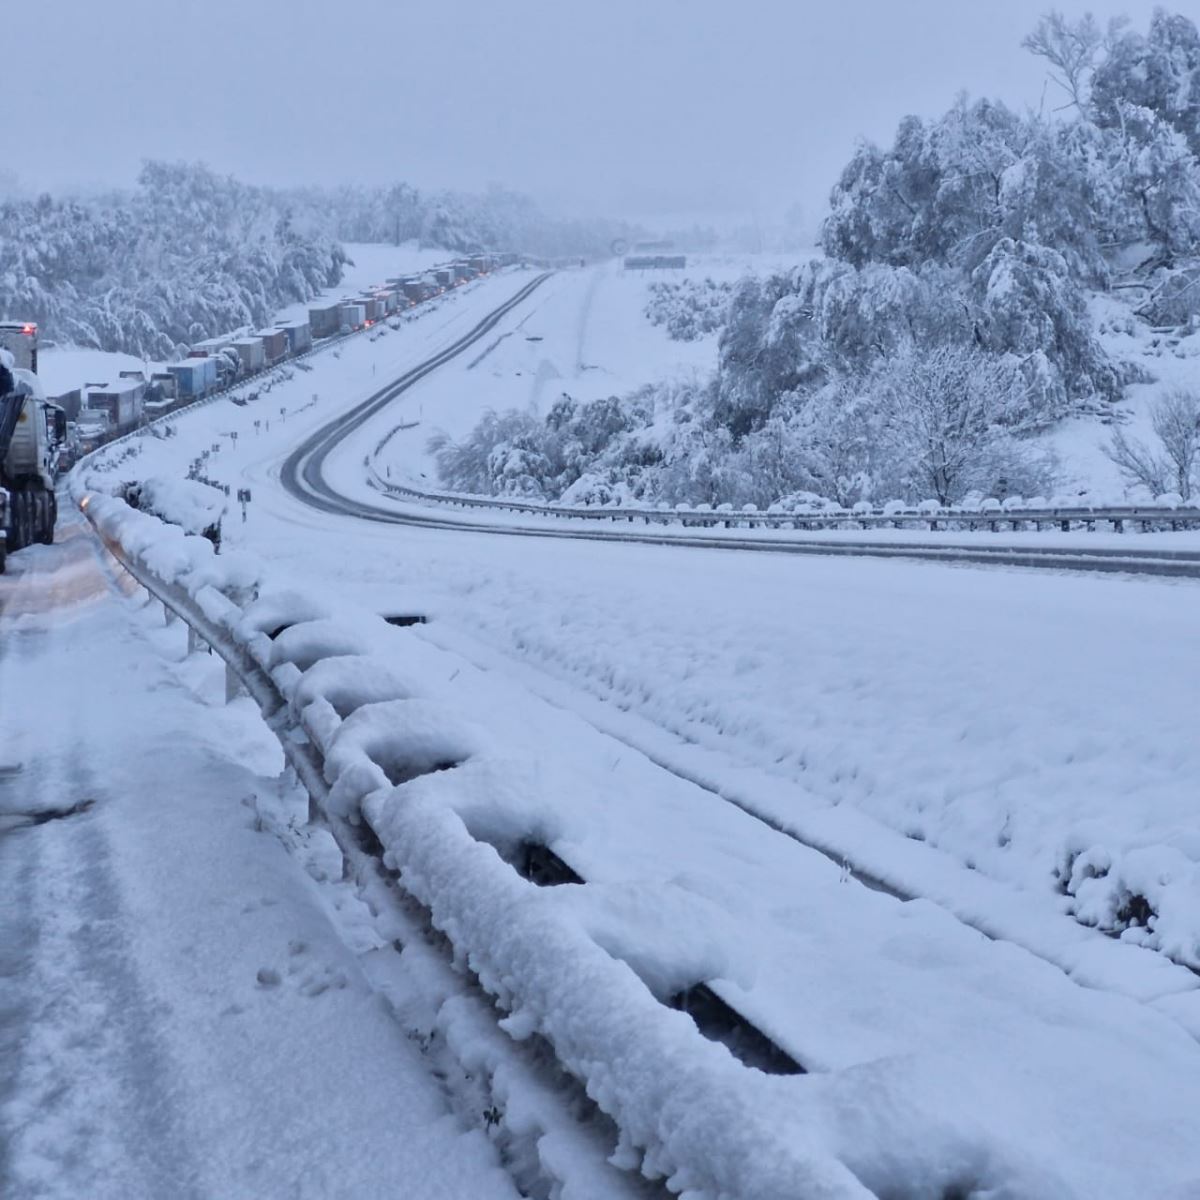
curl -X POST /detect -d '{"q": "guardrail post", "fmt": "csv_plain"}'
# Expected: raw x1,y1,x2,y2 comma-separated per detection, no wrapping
225,663,245,704
187,625,204,655
163,601,176,625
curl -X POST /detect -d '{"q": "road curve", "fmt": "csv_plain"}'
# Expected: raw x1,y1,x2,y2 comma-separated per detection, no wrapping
280,276,1200,580
281,273,552,512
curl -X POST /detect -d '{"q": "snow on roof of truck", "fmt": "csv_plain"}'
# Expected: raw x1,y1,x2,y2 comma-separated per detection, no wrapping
85,378,142,396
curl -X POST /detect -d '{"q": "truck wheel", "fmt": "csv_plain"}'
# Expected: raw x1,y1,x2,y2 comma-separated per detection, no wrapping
37,490,54,545
11,491,28,551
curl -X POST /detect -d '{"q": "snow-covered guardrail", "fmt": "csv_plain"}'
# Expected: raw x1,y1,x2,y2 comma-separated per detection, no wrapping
367,464,1200,535
79,486,882,1200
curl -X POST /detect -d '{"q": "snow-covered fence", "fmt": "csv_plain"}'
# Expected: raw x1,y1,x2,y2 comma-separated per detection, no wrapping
367,464,1200,536
79,488,882,1200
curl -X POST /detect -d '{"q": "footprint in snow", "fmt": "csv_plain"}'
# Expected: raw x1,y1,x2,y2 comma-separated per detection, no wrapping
255,943,348,997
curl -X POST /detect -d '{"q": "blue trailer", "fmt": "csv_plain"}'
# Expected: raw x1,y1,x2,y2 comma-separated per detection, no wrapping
278,320,313,355
166,356,219,401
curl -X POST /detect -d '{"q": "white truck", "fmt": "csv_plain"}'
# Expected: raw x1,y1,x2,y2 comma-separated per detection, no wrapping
1,322,67,573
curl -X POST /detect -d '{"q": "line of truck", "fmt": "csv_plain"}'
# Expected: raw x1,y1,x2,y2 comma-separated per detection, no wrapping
53,252,515,458
0,251,516,568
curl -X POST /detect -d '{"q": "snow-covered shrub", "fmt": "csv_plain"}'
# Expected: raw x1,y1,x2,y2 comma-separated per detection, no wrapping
1103,389,1200,501
644,278,733,341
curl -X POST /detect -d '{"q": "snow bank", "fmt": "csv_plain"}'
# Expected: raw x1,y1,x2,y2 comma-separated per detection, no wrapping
79,490,260,601
1061,839,1200,969
133,476,227,536
359,776,1066,1200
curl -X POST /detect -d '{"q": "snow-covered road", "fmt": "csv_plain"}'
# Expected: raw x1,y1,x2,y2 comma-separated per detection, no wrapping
0,520,525,1199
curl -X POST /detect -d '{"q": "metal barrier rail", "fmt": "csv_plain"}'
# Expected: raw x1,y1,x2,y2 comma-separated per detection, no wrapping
80,494,870,1200
369,465,1200,536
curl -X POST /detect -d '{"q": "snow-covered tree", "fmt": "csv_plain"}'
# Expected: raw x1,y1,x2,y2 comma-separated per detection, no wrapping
1104,388,1200,500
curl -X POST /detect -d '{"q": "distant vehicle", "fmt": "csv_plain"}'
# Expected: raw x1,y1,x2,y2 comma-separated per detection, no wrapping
277,320,313,355
84,377,145,431
256,328,289,366
338,302,367,332
232,337,266,374
308,301,343,339
1,330,67,570
166,356,220,401
46,248,515,467
0,321,39,373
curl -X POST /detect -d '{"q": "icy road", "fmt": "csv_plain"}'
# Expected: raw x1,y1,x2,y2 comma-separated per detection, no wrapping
0,519,523,1199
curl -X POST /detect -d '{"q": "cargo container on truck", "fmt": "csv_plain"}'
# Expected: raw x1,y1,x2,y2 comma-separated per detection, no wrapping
166,356,219,401
372,290,398,314
231,337,266,373
256,328,289,365
338,302,366,331
354,296,379,323
277,320,312,354
0,322,39,373
190,336,233,358
151,372,178,401
84,379,144,432
308,301,342,339
52,387,84,421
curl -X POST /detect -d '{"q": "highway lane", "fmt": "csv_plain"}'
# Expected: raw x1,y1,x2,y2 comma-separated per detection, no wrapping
277,277,1200,580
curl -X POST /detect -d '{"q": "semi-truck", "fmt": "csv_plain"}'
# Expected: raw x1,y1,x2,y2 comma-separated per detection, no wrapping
0,324,67,572
165,355,219,401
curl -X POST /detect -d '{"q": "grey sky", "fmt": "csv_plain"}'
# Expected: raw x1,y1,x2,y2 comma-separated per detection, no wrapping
12,0,1151,228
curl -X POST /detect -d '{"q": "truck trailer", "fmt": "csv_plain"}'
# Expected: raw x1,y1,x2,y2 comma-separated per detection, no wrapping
84,378,144,433
231,337,266,373
256,328,289,365
0,322,39,373
338,302,366,332
308,301,342,339
165,356,219,401
277,320,312,355
1,332,66,571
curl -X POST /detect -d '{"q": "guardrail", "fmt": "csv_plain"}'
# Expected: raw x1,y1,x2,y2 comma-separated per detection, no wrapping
367,466,1200,536
78,488,873,1200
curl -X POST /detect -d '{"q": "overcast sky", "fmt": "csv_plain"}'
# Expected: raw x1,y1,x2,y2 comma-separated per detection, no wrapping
10,0,1152,229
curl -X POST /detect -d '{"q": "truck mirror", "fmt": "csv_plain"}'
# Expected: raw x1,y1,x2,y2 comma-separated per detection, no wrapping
54,410,67,440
